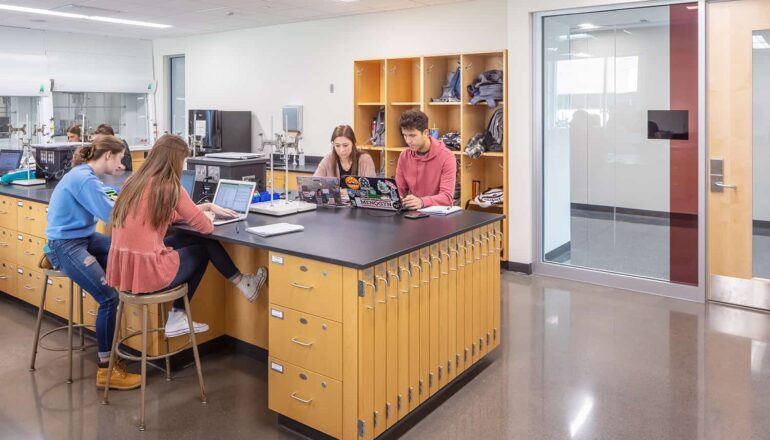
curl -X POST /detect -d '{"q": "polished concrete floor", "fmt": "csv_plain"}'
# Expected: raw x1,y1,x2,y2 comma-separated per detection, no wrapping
3,273,770,439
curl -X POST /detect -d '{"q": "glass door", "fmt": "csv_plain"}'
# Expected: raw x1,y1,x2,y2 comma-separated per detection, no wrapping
708,0,770,310
536,3,703,300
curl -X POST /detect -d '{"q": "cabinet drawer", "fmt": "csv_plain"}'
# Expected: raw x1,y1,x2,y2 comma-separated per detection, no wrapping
16,234,45,271
122,304,161,355
0,228,17,265
0,260,17,297
268,357,342,439
269,305,343,380
16,267,43,306
44,276,74,320
269,253,342,322
0,196,17,230
81,292,98,326
17,200,47,238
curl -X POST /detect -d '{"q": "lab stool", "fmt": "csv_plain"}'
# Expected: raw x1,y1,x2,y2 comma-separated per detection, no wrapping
29,256,95,383
101,283,206,431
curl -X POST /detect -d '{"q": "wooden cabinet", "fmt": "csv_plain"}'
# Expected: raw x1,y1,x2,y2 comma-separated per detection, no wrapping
0,260,17,297
269,253,343,322
269,304,343,380
354,52,509,260
17,233,45,270
268,357,343,439
270,170,309,192
17,199,47,238
0,195,17,230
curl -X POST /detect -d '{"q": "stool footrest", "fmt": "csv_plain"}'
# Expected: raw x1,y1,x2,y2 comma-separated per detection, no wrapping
38,323,96,352
115,327,194,362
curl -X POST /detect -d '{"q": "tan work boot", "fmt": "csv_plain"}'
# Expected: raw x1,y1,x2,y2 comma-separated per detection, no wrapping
96,361,141,390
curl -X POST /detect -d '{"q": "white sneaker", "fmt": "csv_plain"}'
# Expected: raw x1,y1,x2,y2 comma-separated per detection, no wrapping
164,309,209,338
236,267,267,303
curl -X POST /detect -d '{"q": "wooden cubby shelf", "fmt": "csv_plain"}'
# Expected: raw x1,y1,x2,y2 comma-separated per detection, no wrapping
354,51,508,260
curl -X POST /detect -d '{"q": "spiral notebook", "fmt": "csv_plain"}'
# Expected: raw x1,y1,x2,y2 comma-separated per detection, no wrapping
246,223,304,237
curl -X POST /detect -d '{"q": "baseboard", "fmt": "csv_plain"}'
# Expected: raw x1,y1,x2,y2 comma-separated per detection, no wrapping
501,261,532,275
571,203,697,222
544,241,571,261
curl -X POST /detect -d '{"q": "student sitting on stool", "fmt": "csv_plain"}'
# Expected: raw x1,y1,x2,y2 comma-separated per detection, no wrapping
106,134,267,338
45,135,141,390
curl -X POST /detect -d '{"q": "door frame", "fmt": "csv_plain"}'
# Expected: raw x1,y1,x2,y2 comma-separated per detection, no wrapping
531,0,707,302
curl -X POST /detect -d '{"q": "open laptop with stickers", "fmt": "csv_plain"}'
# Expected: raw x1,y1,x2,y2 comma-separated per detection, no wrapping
340,175,403,212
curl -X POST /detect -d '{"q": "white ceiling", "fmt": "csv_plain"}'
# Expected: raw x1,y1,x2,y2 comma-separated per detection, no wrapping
0,0,472,39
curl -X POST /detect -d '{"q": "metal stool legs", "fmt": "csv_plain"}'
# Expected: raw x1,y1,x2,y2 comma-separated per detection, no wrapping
29,275,88,383
184,294,207,404
102,290,206,431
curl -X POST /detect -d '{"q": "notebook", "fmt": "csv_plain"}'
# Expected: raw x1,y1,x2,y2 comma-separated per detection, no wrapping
246,223,304,237
418,205,462,215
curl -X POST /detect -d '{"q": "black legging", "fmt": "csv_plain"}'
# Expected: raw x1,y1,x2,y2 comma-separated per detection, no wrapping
163,233,240,309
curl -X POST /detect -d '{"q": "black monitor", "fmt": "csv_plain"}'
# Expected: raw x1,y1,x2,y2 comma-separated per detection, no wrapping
648,110,689,140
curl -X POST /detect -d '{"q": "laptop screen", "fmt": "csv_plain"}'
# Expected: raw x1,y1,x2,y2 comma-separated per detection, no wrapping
0,149,22,171
213,181,253,214
180,170,195,195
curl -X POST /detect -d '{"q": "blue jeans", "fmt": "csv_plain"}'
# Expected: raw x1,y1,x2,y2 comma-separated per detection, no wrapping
163,233,240,310
46,233,117,358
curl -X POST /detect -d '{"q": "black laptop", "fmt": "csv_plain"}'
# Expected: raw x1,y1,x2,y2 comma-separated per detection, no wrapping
340,176,403,212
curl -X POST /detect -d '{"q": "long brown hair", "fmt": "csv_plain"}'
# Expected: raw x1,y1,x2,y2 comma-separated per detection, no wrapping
67,123,81,140
72,134,125,166
111,134,189,230
330,125,361,177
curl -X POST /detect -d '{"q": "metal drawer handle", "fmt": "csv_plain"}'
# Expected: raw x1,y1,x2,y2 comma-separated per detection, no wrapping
0,243,7,247
290,282,314,290
0,210,7,214
23,285,34,291
88,310,97,317
55,297,65,303
290,337,315,347
24,216,35,221
0,275,6,280
24,251,35,256
291,392,313,405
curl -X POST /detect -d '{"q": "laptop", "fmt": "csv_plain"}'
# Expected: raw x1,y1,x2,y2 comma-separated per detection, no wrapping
210,179,257,226
340,176,403,212
296,176,345,207
181,170,195,195
0,149,23,174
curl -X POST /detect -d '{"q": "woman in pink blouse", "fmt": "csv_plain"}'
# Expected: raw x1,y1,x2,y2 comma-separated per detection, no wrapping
106,134,266,337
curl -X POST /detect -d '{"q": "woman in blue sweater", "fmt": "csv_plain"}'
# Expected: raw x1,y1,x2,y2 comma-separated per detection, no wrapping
45,135,140,390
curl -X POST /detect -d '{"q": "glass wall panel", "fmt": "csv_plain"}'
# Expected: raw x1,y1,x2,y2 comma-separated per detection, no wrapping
0,96,40,148
52,92,149,146
542,5,699,285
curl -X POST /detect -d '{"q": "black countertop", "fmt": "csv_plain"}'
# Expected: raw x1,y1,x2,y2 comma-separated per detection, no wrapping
0,172,504,269
176,208,503,269
266,162,316,174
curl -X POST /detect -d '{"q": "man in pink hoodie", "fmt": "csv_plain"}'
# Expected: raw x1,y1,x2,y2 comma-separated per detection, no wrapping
395,110,457,210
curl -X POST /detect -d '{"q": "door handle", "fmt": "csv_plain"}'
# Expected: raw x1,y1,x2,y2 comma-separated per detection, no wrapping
710,158,738,192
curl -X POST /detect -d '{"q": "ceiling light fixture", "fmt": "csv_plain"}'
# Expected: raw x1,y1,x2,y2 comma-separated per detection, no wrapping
0,3,171,28
577,23,599,30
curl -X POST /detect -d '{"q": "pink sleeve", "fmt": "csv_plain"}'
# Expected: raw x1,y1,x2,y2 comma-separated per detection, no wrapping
359,154,377,177
174,190,214,234
420,155,456,208
395,151,409,198
313,155,330,177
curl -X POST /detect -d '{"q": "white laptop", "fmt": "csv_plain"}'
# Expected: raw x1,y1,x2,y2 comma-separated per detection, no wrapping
211,179,257,226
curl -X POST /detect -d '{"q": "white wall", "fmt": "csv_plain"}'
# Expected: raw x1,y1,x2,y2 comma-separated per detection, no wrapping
152,0,508,156
507,0,660,265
